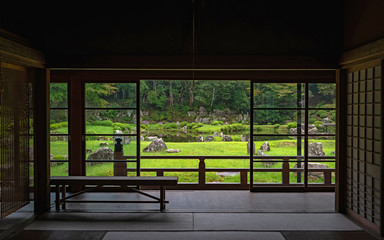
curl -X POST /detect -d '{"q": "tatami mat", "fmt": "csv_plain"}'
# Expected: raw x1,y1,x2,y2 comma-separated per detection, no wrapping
25,212,361,231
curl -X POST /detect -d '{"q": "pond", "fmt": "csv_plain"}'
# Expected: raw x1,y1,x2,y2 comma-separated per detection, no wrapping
142,130,291,142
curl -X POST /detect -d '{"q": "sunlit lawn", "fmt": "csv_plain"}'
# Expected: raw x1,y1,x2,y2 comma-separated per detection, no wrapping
50,138,336,184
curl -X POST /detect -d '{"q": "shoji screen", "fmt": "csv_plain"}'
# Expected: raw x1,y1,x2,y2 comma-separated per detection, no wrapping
346,63,382,231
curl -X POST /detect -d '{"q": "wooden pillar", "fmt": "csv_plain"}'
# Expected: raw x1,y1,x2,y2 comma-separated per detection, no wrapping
69,75,83,191
34,69,50,214
198,158,206,185
336,69,347,213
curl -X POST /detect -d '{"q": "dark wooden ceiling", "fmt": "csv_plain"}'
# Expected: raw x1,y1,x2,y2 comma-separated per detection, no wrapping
0,0,357,68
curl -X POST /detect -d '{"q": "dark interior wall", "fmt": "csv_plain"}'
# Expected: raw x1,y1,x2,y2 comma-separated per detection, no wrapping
343,0,384,51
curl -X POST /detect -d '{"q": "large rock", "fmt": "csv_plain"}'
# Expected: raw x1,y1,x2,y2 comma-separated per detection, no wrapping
87,147,113,166
143,138,167,152
308,127,319,135
308,142,325,156
196,135,204,142
256,150,275,167
259,141,270,151
199,106,207,116
289,127,305,135
204,135,214,142
293,162,329,180
222,135,233,141
202,117,210,124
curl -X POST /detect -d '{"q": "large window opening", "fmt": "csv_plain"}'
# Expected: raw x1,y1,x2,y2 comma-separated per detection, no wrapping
251,82,336,190
48,72,336,192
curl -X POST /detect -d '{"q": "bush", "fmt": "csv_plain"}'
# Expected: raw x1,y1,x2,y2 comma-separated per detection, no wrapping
112,122,132,133
187,122,196,129
287,122,297,129
309,118,317,124
211,121,219,125
218,121,223,125
86,130,98,140
231,135,241,141
100,120,113,126
140,124,148,130
331,112,336,121
314,121,324,129
179,121,188,128
317,110,328,118
255,126,262,132
170,123,178,129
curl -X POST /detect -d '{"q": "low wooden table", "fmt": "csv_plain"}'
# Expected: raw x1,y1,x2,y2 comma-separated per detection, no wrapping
50,176,178,211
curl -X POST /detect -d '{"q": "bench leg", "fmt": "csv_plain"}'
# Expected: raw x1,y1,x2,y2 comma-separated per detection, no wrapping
160,186,165,211
55,184,60,211
61,185,66,210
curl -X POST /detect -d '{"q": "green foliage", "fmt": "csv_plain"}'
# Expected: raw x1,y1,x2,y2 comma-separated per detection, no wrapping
314,121,324,129
86,130,98,140
331,112,336,121
255,126,262,132
112,122,132,133
309,118,317,124
100,120,113,126
287,122,297,129
317,110,328,118
231,135,241,141
212,136,223,141
211,121,219,125
50,122,68,130
140,124,149,130
179,121,188,128
218,121,223,125
221,123,246,133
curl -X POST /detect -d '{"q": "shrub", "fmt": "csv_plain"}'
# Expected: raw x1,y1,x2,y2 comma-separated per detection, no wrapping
50,120,56,124
317,110,328,118
331,112,336,121
140,124,148,130
179,121,188,128
218,121,223,125
187,122,196,129
231,135,241,141
86,130,98,140
255,126,262,132
100,120,113,126
309,118,317,124
211,121,219,125
287,122,297,129
170,123,178,129
314,121,324,129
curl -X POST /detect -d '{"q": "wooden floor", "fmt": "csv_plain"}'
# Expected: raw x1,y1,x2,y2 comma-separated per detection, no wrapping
1,191,380,240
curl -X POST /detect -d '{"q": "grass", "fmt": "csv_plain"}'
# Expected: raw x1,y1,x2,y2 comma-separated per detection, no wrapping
50,138,336,184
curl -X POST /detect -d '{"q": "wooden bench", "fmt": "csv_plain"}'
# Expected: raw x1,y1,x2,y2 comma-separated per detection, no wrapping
50,176,178,211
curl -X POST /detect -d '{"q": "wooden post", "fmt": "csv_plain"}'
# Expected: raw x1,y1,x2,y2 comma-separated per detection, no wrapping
198,158,206,185
324,170,332,186
157,170,164,177
282,158,290,185
240,171,248,185
113,137,126,176
34,68,51,214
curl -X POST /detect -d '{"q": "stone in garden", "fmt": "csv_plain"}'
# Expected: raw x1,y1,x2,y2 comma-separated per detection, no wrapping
213,132,220,137
50,154,54,160
166,149,181,153
181,126,187,131
222,135,233,141
308,142,325,156
86,149,93,154
241,135,247,142
202,117,210,124
145,136,159,141
199,106,207,116
259,141,270,151
99,142,109,147
140,136,145,141
195,116,202,123
204,135,214,142
87,147,113,166
196,135,204,142
322,117,331,123
289,127,305,135
256,150,275,167
293,162,329,180
143,138,167,152
216,172,239,177
308,127,319,135
247,139,255,154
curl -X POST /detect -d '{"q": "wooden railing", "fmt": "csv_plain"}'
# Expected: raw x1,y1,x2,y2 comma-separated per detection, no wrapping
121,155,335,190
